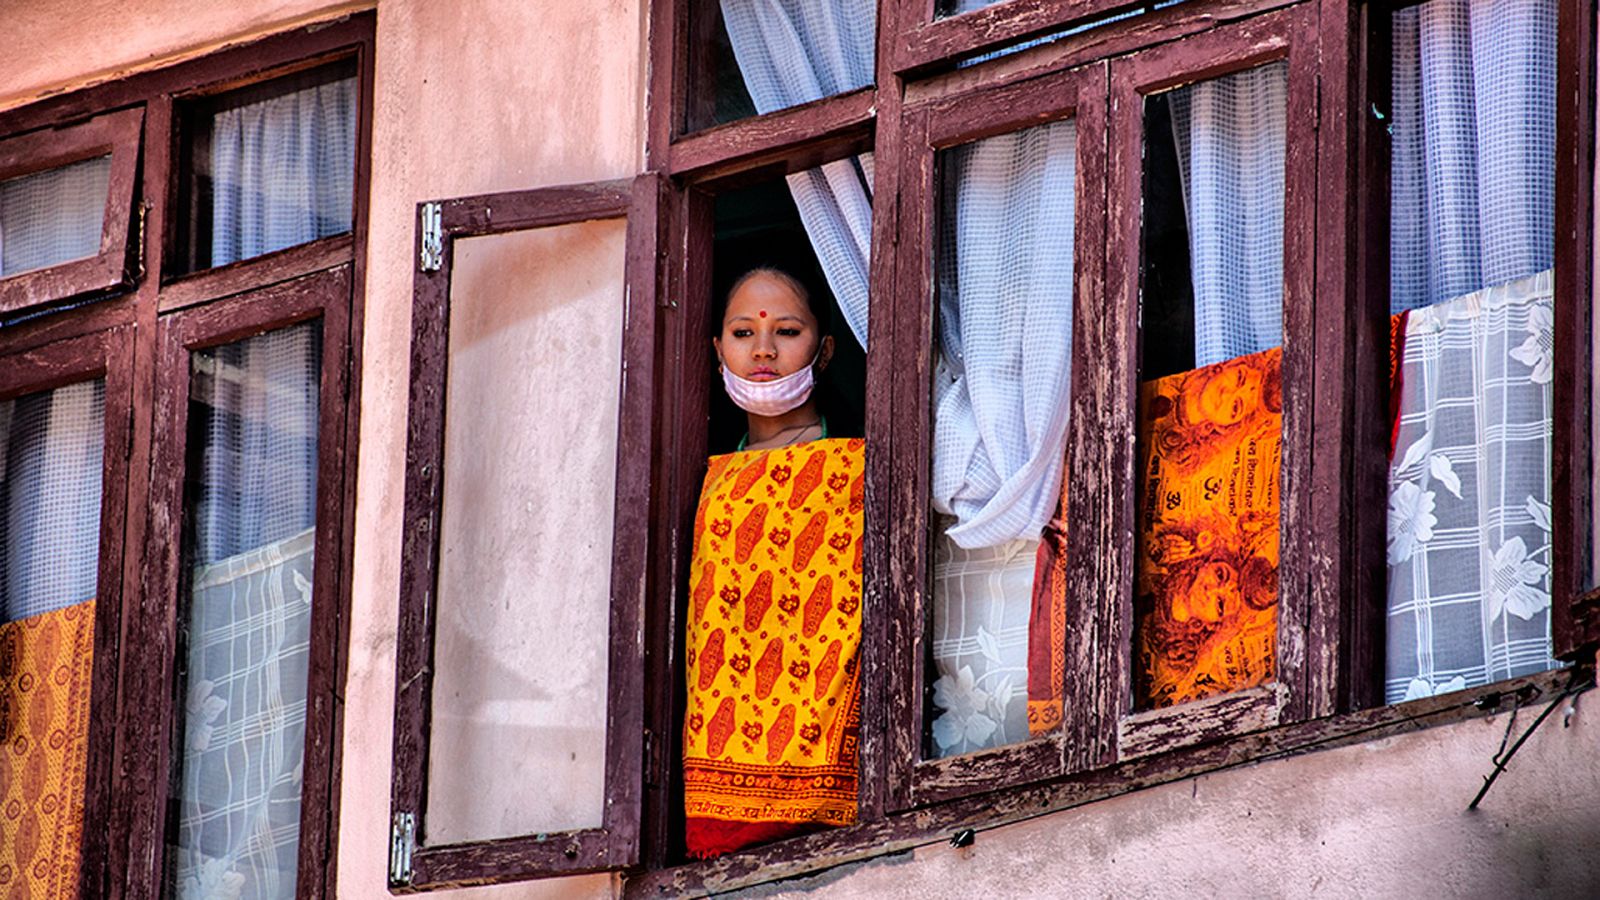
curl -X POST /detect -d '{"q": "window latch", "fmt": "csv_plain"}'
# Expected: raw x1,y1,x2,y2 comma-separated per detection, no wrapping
419,201,443,273
389,810,416,886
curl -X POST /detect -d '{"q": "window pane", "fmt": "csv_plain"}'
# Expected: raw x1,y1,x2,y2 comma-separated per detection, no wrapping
1134,62,1288,712
423,221,625,843
175,62,357,274
0,156,111,277
167,322,321,899
927,118,1077,757
1384,0,1559,703
0,379,104,896
688,0,874,133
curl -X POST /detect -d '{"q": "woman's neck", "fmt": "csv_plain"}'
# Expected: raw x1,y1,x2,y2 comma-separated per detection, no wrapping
744,400,823,451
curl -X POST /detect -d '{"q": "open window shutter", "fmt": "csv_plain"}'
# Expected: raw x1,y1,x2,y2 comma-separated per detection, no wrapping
390,173,664,888
0,106,143,317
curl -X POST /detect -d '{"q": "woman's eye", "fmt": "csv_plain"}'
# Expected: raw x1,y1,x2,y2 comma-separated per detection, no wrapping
732,329,753,338
778,328,801,337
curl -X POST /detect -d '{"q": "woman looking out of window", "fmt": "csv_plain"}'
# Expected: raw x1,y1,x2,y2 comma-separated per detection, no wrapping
681,267,865,858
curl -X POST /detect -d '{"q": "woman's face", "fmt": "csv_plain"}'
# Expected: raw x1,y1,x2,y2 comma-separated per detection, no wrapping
714,272,825,381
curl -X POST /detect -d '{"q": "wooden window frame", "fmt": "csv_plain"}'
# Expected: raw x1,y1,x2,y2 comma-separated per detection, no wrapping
0,106,144,318
1554,0,1600,659
1102,3,1322,756
388,176,663,889
883,60,1110,810
616,1,1600,896
138,267,352,900
0,14,373,900
0,324,134,898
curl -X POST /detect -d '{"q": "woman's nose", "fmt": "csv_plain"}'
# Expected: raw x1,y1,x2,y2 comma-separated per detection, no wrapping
753,338,777,359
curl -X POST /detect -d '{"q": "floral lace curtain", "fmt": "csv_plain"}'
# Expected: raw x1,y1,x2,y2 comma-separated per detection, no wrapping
1384,0,1559,701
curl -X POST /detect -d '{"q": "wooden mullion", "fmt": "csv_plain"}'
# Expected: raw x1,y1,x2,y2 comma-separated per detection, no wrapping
157,233,355,312
892,0,1149,76
1555,0,1600,660
1309,0,1389,716
883,103,934,813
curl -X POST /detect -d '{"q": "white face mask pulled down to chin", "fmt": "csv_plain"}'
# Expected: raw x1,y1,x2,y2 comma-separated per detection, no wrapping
720,351,820,417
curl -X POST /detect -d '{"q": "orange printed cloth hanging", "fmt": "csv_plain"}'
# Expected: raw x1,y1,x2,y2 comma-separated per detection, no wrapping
683,438,864,859
1134,348,1282,709
0,598,96,899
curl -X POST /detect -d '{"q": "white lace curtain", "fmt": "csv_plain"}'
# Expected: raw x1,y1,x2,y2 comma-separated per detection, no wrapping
720,0,876,349
1386,272,1556,701
209,74,357,269
172,323,320,900
1169,62,1289,366
0,381,104,623
0,155,112,277
1385,0,1559,701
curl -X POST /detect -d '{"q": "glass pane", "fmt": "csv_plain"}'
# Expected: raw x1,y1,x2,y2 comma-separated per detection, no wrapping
1384,0,1560,703
424,221,626,842
0,155,111,277
175,61,357,274
0,379,103,896
167,322,321,900
1134,61,1288,712
926,118,1077,757
687,0,875,133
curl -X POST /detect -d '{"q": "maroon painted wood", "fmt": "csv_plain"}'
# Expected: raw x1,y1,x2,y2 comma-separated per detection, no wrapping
389,174,663,889
667,88,877,183
0,106,144,317
1554,0,1600,660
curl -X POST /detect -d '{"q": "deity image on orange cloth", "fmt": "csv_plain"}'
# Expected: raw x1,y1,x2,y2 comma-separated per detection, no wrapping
0,598,96,899
1134,347,1282,710
682,438,864,859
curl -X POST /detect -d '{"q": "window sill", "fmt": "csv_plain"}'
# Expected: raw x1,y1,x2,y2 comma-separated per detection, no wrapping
622,664,1592,898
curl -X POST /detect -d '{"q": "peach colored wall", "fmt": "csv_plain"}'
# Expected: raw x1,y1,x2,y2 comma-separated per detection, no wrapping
0,0,372,111
5,3,1599,899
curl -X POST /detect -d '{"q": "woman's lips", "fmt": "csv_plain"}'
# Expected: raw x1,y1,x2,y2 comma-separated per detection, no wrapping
747,367,779,380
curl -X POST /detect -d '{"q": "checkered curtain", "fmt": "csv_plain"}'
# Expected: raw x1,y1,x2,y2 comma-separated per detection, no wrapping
0,382,104,623
0,155,112,277
1385,0,1559,701
209,74,356,268
171,323,320,900
1169,61,1290,366
1389,0,1556,313
720,0,876,350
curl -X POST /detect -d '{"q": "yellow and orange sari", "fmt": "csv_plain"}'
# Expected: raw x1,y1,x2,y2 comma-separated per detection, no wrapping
0,598,95,898
683,438,864,859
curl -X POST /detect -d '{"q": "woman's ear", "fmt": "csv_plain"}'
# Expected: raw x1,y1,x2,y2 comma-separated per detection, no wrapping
712,336,724,369
816,334,835,372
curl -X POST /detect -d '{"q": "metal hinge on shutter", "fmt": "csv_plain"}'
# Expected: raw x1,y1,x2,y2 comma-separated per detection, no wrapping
419,202,443,272
389,810,416,886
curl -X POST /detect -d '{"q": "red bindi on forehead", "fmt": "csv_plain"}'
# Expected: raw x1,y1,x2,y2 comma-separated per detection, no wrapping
758,310,767,318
